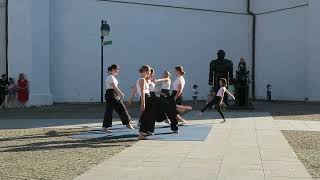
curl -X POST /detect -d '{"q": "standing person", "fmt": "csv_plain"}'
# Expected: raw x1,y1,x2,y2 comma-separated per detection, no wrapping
199,78,235,123
17,73,29,108
192,84,199,105
6,78,18,108
154,70,172,124
136,65,156,140
172,66,189,124
0,74,8,108
102,64,134,133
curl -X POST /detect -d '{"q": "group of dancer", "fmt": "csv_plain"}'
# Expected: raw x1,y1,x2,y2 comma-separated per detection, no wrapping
101,64,235,140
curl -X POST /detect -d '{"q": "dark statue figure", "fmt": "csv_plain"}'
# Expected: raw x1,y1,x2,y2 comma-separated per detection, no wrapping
209,50,233,104
234,57,250,106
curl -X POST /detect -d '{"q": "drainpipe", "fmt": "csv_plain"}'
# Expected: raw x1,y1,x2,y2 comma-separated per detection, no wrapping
247,0,256,100
5,0,8,78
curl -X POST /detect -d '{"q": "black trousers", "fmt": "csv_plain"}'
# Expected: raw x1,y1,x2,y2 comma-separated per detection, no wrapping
167,90,181,131
160,89,170,98
139,94,178,133
103,89,131,128
156,89,171,123
139,94,156,133
171,90,182,105
201,96,225,120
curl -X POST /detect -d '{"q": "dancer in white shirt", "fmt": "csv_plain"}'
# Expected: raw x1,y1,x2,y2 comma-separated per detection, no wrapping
199,78,235,123
102,64,134,133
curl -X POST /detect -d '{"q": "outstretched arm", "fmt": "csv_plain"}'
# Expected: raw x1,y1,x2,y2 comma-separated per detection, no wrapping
155,77,169,83
225,89,235,100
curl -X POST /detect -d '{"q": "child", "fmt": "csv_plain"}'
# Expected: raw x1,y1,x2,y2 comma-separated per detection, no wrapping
192,84,199,105
7,78,17,108
199,78,235,123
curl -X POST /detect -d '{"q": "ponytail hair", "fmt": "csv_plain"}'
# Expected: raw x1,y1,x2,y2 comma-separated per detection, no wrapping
139,65,151,73
150,68,155,75
107,64,119,72
175,66,185,75
164,70,171,77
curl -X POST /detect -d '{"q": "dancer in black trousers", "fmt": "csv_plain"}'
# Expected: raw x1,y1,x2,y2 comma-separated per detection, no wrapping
137,65,178,140
154,70,171,124
171,66,190,124
199,78,235,123
150,68,191,127
102,64,134,133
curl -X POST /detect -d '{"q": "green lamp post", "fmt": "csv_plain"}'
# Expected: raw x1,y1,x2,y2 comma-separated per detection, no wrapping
100,20,110,103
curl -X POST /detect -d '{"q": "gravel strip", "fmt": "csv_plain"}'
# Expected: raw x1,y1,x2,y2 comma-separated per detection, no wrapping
273,113,320,121
282,130,320,179
0,128,136,180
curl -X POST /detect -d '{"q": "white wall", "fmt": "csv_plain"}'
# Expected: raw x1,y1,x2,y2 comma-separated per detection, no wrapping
251,0,308,13
8,0,52,106
0,0,5,76
255,6,308,101
50,0,251,102
108,0,248,13
307,0,320,101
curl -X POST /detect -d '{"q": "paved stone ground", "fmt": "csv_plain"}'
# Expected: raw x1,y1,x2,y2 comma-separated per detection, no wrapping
1,101,319,121
1,101,320,180
0,128,135,180
74,112,313,180
282,131,320,180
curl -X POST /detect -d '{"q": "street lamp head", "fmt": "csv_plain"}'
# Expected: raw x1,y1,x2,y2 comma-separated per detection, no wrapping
100,20,110,37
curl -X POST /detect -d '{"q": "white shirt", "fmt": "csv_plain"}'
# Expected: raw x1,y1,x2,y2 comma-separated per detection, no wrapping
106,75,118,90
172,76,185,92
216,87,226,97
192,88,198,96
136,78,150,97
161,79,171,90
149,81,156,92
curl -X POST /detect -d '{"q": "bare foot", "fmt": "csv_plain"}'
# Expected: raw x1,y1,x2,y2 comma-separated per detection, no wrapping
178,105,192,114
101,127,112,133
177,116,188,124
126,123,135,129
164,119,171,125
138,133,148,140
172,130,179,134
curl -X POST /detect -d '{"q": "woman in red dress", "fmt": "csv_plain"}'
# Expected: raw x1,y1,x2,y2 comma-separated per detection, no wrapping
18,73,29,107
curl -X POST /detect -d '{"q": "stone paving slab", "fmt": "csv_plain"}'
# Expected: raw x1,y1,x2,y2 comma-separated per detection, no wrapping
74,112,313,180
